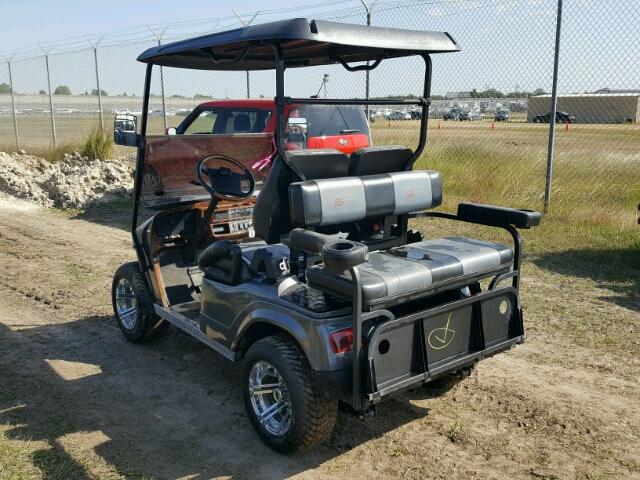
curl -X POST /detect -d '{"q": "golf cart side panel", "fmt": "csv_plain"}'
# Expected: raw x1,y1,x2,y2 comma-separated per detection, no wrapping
199,278,352,372
143,133,273,203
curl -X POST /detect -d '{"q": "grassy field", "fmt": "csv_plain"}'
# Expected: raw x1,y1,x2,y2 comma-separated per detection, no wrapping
1,114,638,250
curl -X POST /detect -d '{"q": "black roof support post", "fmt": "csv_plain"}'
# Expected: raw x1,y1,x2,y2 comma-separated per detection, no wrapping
131,62,153,270
408,54,432,169
270,42,309,181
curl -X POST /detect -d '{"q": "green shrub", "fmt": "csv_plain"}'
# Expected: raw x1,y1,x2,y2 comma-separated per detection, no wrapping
81,127,113,161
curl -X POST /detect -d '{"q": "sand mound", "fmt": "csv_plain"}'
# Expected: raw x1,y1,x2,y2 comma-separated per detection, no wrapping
0,151,133,209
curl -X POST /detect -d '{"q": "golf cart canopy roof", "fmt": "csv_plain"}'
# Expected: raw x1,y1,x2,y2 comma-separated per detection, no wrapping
137,18,460,70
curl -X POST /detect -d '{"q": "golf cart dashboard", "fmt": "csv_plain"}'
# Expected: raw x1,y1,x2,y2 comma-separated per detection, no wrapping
153,200,255,248
211,205,254,236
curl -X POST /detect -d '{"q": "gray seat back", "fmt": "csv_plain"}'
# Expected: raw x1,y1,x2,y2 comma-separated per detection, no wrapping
253,149,349,243
349,145,413,176
289,170,442,228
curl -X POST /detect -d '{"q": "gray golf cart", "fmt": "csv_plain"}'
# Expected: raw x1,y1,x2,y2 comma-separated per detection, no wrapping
112,18,541,453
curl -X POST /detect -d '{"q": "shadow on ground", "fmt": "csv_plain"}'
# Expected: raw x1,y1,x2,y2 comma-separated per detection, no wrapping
0,317,428,479
70,198,133,231
533,247,640,312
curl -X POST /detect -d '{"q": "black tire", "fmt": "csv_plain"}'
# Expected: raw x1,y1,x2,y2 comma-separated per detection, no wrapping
242,335,338,453
111,262,168,343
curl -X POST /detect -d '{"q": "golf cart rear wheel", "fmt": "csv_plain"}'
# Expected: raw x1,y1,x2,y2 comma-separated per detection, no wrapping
242,335,338,453
112,262,168,343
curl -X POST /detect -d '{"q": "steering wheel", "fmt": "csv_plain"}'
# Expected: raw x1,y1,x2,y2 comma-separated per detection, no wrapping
196,155,255,200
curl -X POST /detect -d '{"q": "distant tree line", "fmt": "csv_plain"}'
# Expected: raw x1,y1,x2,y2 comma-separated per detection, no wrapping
373,88,547,100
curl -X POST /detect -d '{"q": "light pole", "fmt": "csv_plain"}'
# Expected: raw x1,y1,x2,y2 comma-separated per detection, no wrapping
315,74,330,98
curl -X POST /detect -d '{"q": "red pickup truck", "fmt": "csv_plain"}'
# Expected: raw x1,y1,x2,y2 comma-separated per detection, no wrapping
142,99,370,202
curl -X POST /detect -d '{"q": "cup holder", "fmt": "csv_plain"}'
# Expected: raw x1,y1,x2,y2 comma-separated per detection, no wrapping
328,241,357,252
322,240,369,272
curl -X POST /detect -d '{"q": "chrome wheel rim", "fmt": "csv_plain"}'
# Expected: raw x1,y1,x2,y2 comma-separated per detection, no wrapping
115,278,137,330
249,361,292,437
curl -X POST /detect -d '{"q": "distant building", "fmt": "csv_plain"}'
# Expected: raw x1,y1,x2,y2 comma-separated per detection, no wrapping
528,90,640,123
445,91,472,99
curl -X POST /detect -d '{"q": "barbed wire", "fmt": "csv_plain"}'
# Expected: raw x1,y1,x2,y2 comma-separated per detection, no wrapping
2,0,538,61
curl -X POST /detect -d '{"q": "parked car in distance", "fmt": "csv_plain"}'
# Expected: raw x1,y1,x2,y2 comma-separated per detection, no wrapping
494,109,510,122
532,111,576,123
409,109,422,119
459,110,484,121
443,107,462,120
386,110,412,120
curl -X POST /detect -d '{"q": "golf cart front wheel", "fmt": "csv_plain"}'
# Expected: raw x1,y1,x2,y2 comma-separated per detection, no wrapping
242,335,338,453
112,262,168,343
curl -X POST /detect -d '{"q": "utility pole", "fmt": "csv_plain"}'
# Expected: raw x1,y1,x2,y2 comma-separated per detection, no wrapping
86,36,104,129
147,26,168,130
360,0,377,120
544,0,563,213
232,10,259,99
1,52,20,149
40,45,57,147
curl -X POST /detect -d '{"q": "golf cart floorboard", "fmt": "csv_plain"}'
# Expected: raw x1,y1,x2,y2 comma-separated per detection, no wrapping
154,303,236,361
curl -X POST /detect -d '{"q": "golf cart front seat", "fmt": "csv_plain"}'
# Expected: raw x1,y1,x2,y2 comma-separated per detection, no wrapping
199,149,349,285
348,145,413,175
288,171,514,307
253,149,349,244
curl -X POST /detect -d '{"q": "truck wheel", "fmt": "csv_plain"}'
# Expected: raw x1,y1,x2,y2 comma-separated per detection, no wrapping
112,262,168,343
141,166,164,201
242,335,338,453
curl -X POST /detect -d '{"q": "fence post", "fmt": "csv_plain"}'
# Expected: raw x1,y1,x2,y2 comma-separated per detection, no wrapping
147,27,168,130
544,0,563,213
360,1,377,121
87,37,104,130
6,59,20,149
41,48,57,147
232,10,259,99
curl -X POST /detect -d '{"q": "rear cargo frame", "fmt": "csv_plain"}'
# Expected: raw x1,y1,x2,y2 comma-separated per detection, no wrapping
349,212,525,411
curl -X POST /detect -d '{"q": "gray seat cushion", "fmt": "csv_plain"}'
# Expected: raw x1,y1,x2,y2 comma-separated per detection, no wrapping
306,237,513,306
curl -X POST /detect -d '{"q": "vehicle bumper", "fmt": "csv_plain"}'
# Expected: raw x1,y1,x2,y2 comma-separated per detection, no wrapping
362,287,524,406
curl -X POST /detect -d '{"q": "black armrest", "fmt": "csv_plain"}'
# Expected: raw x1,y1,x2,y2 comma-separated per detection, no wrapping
457,202,541,228
288,228,341,255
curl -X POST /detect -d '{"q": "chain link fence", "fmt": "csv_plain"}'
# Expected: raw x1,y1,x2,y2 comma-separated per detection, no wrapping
0,0,638,223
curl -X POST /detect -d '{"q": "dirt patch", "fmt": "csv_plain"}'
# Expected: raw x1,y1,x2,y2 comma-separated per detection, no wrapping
0,201,639,479
0,151,133,209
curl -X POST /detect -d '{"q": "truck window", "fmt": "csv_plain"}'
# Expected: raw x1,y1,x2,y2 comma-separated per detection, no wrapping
217,110,272,134
179,107,272,135
184,111,217,134
296,105,369,137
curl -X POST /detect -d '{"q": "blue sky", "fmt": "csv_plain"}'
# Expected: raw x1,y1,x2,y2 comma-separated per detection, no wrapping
0,0,346,53
1,1,638,98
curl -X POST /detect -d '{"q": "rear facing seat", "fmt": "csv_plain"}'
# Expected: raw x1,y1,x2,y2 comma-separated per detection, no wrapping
289,170,514,306
306,237,512,306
